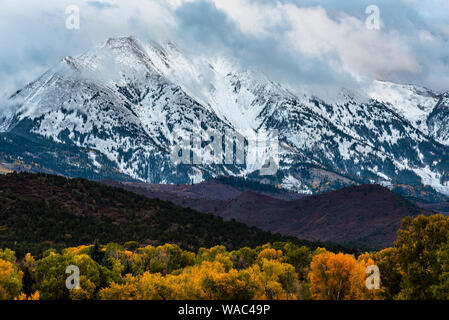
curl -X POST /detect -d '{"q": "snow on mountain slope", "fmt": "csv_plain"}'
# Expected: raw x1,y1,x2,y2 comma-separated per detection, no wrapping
137,40,285,132
5,37,245,183
2,36,449,199
427,92,449,146
260,89,449,194
367,80,440,134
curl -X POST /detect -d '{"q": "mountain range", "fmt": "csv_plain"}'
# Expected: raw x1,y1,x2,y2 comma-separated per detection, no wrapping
1,36,449,201
101,178,429,249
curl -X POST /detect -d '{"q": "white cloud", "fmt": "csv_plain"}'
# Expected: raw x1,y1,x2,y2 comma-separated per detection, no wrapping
208,1,422,82
0,0,177,99
212,0,284,36
0,0,448,102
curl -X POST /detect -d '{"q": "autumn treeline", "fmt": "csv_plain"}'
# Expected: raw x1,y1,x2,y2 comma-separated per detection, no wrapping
2,214,449,300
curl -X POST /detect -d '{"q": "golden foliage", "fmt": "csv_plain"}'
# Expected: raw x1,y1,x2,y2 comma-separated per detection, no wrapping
0,259,23,300
14,215,449,301
15,291,40,300
309,251,378,300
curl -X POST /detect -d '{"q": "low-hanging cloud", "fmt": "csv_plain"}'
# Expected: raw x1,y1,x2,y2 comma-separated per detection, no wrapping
0,0,448,109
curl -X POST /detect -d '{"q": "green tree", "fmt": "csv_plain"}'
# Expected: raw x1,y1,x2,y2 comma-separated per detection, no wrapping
35,252,119,300
395,214,449,299
0,259,22,300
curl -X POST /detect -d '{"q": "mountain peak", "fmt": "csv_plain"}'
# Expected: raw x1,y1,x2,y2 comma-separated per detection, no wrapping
3,36,449,199
62,56,80,72
102,36,149,60
103,36,170,62
367,79,441,133
105,36,139,48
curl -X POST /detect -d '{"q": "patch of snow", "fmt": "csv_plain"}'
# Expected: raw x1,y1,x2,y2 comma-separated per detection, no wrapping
367,80,439,133
282,175,312,194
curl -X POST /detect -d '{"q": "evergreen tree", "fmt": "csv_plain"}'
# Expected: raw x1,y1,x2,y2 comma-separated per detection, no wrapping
89,240,105,264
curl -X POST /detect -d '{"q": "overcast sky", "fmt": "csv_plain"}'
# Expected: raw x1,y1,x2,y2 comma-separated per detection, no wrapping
0,0,448,101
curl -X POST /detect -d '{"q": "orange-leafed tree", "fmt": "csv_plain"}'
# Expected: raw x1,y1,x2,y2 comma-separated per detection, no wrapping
309,251,377,300
349,253,381,300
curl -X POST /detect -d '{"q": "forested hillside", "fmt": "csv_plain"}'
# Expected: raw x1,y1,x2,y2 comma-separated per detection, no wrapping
2,214,449,300
0,173,344,256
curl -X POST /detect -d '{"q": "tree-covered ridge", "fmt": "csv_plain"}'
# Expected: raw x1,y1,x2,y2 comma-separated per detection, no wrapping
2,214,449,300
0,241,372,300
0,172,347,256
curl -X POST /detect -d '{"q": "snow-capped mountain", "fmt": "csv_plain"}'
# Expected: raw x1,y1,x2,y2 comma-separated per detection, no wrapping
428,92,449,145
367,80,440,134
2,36,449,199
